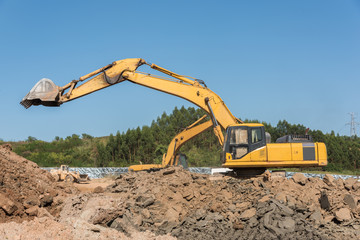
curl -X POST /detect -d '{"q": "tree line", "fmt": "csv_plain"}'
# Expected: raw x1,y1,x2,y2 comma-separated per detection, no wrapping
9,106,360,173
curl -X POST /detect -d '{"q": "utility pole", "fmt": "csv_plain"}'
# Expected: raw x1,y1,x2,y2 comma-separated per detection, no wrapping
346,112,359,138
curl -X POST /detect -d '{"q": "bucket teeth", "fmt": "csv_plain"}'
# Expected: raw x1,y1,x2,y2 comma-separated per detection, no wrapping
20,99,33,109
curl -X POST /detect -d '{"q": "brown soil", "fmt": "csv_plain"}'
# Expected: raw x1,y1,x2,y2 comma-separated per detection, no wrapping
1,143,360,239
74,178,114,193
0,144,77,223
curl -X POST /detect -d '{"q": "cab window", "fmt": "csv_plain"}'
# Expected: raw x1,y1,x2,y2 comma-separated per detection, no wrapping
230,128,248,144
251,128,263,143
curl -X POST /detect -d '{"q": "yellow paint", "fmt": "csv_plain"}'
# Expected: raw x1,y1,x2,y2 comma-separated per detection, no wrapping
267,143,293,161
223,141,328,168
317,142,328,166
250,147,267,162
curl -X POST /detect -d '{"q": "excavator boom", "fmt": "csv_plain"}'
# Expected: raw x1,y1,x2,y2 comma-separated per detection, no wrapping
21,58,240,130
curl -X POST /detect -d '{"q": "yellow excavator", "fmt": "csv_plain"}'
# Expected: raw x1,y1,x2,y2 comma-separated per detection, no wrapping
20,58,327,174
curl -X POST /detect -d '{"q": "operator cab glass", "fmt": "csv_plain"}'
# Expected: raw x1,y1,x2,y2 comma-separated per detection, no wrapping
222,125,266,161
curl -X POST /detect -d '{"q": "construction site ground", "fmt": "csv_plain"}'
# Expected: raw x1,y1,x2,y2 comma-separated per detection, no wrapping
1,144,360,240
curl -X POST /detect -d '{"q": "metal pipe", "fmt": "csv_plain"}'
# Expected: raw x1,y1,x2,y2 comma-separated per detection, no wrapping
150,64,195,85
79,64,113,81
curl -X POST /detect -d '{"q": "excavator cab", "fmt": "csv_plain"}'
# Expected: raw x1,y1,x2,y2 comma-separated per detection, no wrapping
222,124,266,162
222,123,327,169
173,153,188,169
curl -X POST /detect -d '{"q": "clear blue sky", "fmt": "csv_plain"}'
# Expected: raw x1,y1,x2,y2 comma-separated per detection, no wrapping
0,0,359,141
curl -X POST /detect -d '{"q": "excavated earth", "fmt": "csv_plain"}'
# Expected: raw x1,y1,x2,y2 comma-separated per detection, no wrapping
1,144,360,239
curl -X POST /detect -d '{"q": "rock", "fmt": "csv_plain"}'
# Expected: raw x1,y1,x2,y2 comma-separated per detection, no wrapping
93,186,104,193
236,201,252,210
90,227,100,232
163,169,176,175
344,194,357,210
141,208,151,219
271,199,293,216
228,204,236,213
25,206,39,216
205,212,224,222
263,210,285,236
239,208,256,219
323,174,336,187
209,202,224,213
309,210,322,222
136,195,155,208
40,195,53,207
165,207,180,223
323,215,334,223
233,220,244,230
319,191,331,210
335,178,345,189
143,198,155,207
1,144,12,151
263,170,272,181
275,192,287,203
132,214,143,226
258,195,271,203
194,208,206,220
0,194,17,215
248,216,258,228
23,195,40,209
292,173,307,185
37,208,53,219
344,178,357,191
335,208,352,222
279,217,295,231
91,208,125,226
110,216,134,235
182,189,194,201
352,181,360,191
286,196,296,208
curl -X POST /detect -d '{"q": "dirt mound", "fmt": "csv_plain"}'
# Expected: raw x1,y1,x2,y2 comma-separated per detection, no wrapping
2,148,359,240
0,144,75,223
0,216,176,240
92,167,360,239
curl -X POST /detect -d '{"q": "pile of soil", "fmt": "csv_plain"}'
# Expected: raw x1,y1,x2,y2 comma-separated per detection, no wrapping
1,143,359,239
0,144,75,223
93,167,360,239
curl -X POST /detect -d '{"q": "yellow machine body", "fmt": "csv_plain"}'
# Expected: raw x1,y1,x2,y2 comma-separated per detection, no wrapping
222,123,327,169
223,142,327,168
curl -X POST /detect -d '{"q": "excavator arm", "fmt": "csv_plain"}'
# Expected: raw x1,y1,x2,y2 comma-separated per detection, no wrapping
128,115,213,171
21,58,241,144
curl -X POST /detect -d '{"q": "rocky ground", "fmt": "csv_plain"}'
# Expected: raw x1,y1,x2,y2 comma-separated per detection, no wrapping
0,144,360,239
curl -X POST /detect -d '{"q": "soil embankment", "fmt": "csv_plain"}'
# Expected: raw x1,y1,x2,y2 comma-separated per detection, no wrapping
0,144,359,239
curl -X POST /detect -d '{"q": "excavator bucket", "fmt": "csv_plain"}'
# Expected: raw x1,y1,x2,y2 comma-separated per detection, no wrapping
20,78,60,109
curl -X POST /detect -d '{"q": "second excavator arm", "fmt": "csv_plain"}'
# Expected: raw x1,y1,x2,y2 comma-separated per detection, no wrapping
128,115,213,171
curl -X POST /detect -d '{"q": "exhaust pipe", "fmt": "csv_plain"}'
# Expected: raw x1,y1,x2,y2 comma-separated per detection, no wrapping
20,78,61,109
